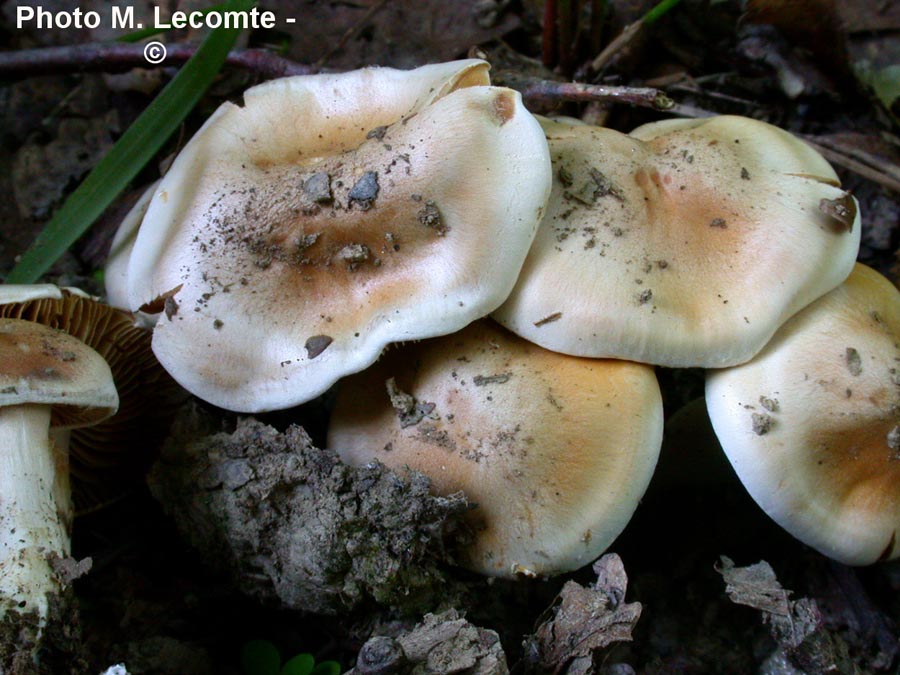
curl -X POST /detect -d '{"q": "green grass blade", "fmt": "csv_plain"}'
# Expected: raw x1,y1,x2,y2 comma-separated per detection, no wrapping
5,0,254,284
643,0,683,25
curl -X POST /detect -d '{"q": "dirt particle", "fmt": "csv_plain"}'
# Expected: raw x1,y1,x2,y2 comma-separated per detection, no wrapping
303,172,333,204
759,396,778,413
304,334,333,359
589,168,625,202
213,319,223,330
638,289,653,305
741,167,751,180
534,312,562,327
366,125,388,141
819,194,856,233
164,296,179,321
888,425,900,456
845,347,862,376
348,171,379,210
752,413,773,435
417,200,447,235
473,372,512,386
558,165,573,187
338,243,371,267
385,377,436,428
710,218,727,228
295,232,320,251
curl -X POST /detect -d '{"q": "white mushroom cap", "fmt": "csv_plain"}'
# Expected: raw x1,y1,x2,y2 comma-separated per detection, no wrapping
494,115,860,367
0,319,118,422
706,264,900,565
105,181,159,319
123,61,551,412
328,319,663,578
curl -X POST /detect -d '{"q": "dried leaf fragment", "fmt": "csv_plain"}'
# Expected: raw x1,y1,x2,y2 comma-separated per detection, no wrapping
525,554,641,674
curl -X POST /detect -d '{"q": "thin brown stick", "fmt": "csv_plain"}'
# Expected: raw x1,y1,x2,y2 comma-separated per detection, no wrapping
315,0,392,70
804,139,900,195
498,72,675,111
0,42,316,80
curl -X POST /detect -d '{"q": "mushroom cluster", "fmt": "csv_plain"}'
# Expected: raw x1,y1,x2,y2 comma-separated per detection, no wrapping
103,57,878,576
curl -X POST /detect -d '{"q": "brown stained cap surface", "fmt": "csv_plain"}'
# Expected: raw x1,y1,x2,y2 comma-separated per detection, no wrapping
0,318,117,428
706,264,900,565
328,319,663,578
125,62,550,412
494,115,861,368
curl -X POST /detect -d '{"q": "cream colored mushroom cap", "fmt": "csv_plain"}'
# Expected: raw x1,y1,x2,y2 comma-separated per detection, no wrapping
494,115,860,367
0,319,118,427
328,319,663,578
125,61,550,412
105,181,158,315
706,264,900,565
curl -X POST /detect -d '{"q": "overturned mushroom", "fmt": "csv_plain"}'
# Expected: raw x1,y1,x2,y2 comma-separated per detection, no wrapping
120,60,551,412
328,320,663,578
494,115,860,368
706,264,900,565
0,319,117,663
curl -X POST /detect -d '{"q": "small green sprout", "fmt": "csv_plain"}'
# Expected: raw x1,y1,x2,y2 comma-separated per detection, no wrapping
241,640,340,675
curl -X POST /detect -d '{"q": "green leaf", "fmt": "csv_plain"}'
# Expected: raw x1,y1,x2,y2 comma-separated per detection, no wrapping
241,640,281,675
868,65,900,112
310,661,341,675
4,0,254,284
281,653,315,675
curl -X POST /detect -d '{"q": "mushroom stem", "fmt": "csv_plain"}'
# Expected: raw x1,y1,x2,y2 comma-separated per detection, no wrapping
0,404,71,625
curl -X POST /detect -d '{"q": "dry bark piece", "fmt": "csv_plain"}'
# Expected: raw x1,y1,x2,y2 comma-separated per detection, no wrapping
707,264,900,565
119,59,551,412
348,609,508,675
0,318,117,671
148,409,469,615
522,554,641,675
717,556,853,673
494,115,860,368
329,320,663,578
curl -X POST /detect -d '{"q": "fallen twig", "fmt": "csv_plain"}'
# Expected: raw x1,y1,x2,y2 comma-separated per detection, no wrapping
498,71,675,111
0,42,316,80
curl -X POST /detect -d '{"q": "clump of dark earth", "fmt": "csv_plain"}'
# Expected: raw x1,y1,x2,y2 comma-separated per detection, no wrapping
148,404,472,616
0,590,88,675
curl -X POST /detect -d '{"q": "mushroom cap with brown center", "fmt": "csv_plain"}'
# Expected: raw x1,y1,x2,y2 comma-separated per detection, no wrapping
328,319,663,578
123,61,551,412
0,286,185,511
494,115,860,368
0,319,118,426
706,264,900,564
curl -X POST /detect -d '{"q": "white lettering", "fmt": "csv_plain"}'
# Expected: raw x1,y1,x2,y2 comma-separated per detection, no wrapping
16,6,101,29
154,7,277,31
16,7,34,28
111,6,135,30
